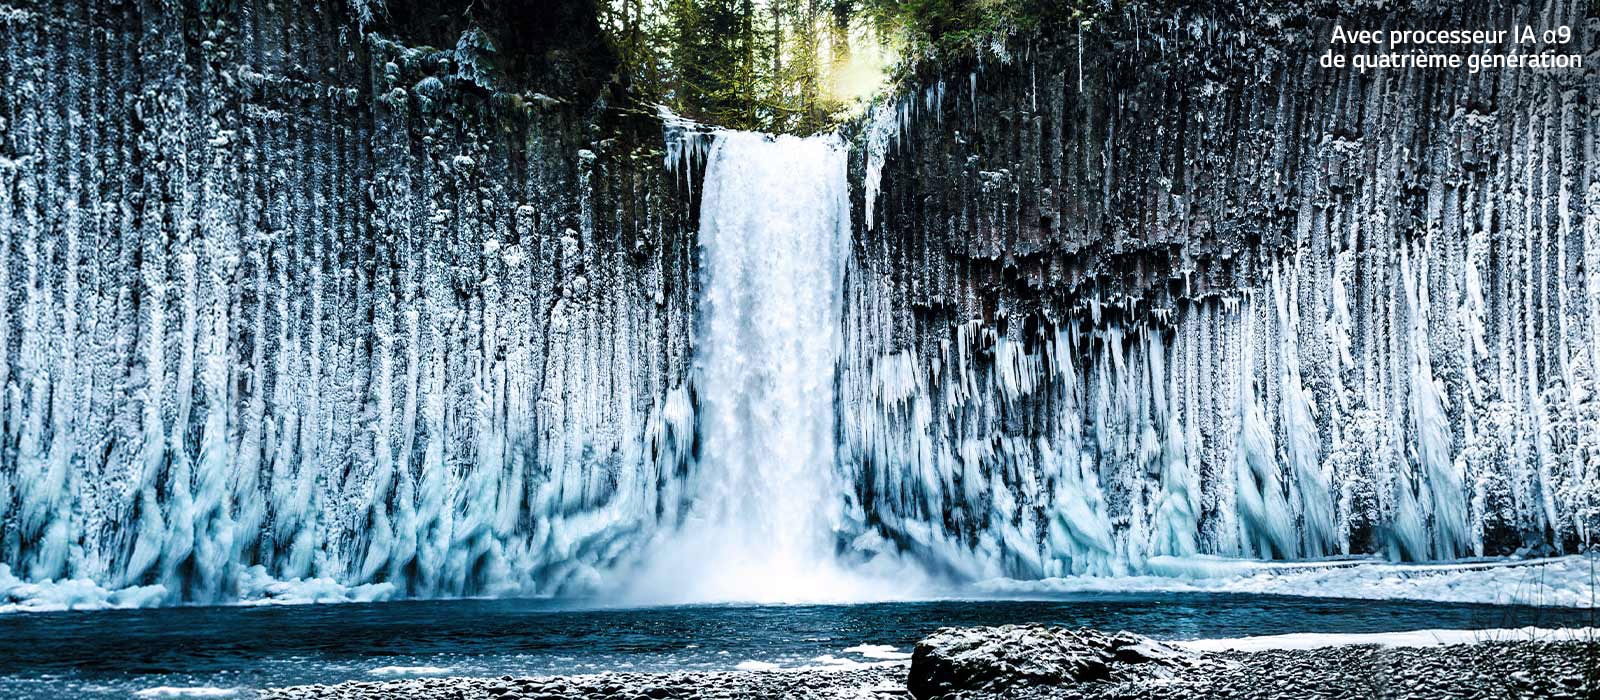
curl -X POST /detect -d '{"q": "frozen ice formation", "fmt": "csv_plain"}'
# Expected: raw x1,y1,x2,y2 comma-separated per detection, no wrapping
835,252,1596,580
835,0,1600,584
0,3,702,604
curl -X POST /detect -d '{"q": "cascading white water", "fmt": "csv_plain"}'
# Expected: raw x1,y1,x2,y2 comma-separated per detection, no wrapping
695,129,849,565
696,130,848,598
626,129,901,604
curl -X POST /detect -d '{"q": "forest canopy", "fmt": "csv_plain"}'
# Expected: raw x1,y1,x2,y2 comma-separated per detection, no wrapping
598,0,1097,132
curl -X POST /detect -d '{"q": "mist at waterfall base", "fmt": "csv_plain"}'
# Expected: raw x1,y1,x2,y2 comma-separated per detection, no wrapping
619,130,930,605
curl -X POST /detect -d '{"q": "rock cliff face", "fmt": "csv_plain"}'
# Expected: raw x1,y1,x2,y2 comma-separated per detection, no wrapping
0,0,1595,605
840,0,1599,577
0,0,699,600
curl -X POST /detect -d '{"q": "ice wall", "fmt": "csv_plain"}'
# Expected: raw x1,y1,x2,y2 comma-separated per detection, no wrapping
840,0,1600,575
0,0,700,602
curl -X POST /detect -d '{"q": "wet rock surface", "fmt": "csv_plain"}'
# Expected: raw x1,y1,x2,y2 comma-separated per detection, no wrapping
906,625,1202,698
260,632,1600,699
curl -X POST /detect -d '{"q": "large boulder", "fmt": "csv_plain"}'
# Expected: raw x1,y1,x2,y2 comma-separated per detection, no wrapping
906,625,1198,698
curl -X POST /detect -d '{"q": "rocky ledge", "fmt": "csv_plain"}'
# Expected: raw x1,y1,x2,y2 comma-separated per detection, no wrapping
260,627,1600,699
907,625,1208,697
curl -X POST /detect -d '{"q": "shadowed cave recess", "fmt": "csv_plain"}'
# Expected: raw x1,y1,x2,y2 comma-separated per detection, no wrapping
0,0,1596,606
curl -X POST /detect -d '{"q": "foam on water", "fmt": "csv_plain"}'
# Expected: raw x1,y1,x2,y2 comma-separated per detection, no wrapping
132,689,239,699
367,666,454,677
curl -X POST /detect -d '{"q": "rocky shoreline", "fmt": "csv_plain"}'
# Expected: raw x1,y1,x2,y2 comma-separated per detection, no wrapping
258,626,1600,699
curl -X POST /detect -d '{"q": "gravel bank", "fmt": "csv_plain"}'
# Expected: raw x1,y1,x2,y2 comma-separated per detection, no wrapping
257,665,908,700
259,638,1599,699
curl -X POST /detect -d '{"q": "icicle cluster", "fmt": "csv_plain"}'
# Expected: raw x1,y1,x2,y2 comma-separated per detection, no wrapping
839,257,1580,579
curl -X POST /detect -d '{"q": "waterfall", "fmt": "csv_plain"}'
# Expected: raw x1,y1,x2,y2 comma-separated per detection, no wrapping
695,131,849,578
626,130,904,603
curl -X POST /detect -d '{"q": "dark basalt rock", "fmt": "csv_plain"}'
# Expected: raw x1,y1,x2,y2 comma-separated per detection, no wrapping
906,624,1198,698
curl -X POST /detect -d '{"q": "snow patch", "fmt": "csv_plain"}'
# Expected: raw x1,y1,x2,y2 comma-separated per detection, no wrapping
809,654,864,667
976,554,1600,608
737,657,908,673
843,644,914,660
1178,626,1600,652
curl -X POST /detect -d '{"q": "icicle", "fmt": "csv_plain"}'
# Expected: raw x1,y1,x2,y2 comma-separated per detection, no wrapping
863,99,900,232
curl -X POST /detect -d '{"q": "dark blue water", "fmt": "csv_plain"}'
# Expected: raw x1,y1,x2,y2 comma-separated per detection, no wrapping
0,592,1589,698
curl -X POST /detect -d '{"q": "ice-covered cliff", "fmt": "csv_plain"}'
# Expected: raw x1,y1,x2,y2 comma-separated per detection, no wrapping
840,0,1600,578
0,0,702,602
0,0,1596,608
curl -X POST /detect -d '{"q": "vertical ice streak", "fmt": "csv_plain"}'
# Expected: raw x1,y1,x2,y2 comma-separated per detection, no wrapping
1274,261,1335,558
1399,242,1468,560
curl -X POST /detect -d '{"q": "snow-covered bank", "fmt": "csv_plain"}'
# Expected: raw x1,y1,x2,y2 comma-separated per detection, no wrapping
1177,625,1599,652
976,554,1600,607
